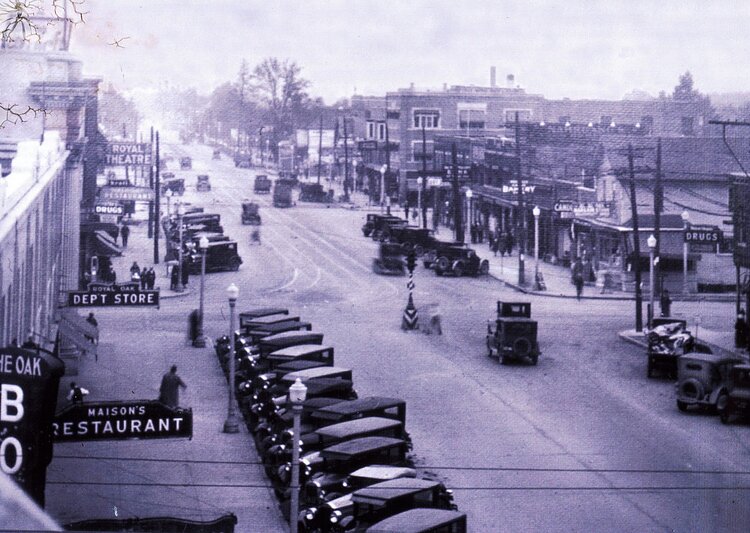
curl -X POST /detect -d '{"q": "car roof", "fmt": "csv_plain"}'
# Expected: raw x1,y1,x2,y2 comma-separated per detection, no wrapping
349,465,417,481
680,352,742,364
497,317,536,323
281,366,351,382
313,397,404,417
299,378,354,396
268,344,333,358
321,436,405,459
353,478,441,504
245,314,301,325
314,417,401,439
240,307,290,319
365,509,466,532
248,321,310,335
260,331,324,344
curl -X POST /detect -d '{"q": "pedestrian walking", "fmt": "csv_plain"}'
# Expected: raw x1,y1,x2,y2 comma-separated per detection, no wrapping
140,267,147,289
188,309,200,346
67,382,89,404
148,268,156,289
659,289,672,317
572,258,584,300
736,310,749,349
158,365,186,408
181,259,190,288
404,201,410,220
120,224,130,248
170,264,179,290
505,232,514,257
470,224,477,244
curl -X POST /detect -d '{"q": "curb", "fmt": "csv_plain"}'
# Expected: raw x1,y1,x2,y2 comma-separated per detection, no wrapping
493,273,738,303
159,288,194,300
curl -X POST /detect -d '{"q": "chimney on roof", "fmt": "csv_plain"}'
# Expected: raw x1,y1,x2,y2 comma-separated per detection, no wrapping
410,82,415,90
507,74,515,89
490,67,497,88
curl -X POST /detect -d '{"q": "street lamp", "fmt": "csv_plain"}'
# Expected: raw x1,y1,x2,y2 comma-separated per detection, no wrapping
223,283,240,434
289,377,307,533
533,205,541,283
682,210,690,295
165,189,173,218
194,236,209,348
417,177,423,227
466,188,473,239
647,234,657,328
380,164,387,212
176,202,186,292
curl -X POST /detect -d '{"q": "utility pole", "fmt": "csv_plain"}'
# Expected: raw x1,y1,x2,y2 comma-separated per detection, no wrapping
317,115,323,185
421,123,428,229
628,144,643,332
515,112,525,286
654,138,663,294
452,143,464,243
153,131,161,265
148,126,154,239
343,114,350,201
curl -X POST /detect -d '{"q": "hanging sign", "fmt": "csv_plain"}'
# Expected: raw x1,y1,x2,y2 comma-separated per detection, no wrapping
53,400,193,442
685,227,722,243
99,186,154,202
67,284,160,307
104,142,153,166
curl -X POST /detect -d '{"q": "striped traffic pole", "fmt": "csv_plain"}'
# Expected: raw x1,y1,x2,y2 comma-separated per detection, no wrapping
402,252,418,330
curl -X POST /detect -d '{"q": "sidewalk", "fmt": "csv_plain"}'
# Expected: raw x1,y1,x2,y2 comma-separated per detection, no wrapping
45,213,287,531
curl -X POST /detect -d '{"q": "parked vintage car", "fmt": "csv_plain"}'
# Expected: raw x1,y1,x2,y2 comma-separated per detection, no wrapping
364,508,467,533
646,317,697,378
234,151,252,168
486,302,540,365
361,214,406,238
179,156,192,170
186,240,242,273
372,243,405,276
718,364,750,424
387,226,437,256
196,174,211,191
433,246,489,277
241,200,261,225
675,352,746,412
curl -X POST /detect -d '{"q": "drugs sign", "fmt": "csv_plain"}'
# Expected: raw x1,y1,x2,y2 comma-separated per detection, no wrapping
0,347,64,505
685,228,722,244
104,142,153,166
53,401,193,441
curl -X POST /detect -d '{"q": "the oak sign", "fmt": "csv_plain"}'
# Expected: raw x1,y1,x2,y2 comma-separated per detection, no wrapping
67,283,160,307
53,400,193,442
0,346,65,506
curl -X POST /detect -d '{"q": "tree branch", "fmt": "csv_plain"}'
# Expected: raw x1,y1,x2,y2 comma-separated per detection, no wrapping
0,103,46,128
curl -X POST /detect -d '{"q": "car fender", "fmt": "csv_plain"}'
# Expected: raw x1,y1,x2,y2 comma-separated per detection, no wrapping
709,386,728,405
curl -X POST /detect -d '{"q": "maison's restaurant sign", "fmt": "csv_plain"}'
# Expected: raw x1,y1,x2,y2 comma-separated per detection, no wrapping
68,283,160,307
104,142,153,166
53,401,193,442
0,347,64,505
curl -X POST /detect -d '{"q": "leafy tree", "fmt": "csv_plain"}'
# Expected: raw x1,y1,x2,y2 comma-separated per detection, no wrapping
251,57,311,155
98,84,140,139
673,71,701,101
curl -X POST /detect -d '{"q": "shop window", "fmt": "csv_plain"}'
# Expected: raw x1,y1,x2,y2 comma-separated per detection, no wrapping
412,140,434,162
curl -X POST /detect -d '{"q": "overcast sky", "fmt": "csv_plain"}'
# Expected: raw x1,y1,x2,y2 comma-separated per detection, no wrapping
69,0,750,103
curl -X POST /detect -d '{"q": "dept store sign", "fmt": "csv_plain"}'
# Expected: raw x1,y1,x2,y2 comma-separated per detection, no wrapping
0,347,64,505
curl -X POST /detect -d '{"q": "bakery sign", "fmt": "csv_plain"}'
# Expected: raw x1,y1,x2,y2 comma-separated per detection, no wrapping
53,400,193,442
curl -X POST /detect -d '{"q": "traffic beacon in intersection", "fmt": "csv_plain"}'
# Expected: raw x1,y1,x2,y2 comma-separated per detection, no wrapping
402,251,418,330
223,283,240,434
288,377,307,533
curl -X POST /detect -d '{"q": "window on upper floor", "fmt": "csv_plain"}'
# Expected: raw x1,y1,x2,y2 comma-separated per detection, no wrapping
366,121,375,139
377,122,386,141
413,110,441,129
504,109,532,123
458,109,486,130
412,140,434,162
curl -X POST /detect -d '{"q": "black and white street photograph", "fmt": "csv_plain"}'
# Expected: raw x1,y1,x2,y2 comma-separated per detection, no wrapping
3,1,750,531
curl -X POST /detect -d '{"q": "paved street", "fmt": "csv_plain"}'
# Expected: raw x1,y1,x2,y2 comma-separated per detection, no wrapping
44,143,750,532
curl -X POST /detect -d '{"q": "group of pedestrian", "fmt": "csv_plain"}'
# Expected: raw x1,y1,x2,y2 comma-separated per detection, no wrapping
469,223,485,244
170,260,190,290
486,230,515,257
128,262,156,289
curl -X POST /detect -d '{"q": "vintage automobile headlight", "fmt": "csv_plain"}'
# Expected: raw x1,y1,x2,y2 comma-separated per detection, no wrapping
304,464,312,476
330,510,342,524
341,480,350,489
305,508,317,521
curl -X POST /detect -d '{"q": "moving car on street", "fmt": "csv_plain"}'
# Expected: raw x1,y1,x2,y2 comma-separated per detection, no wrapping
196,174,211,191
372,243,405,276
234,151,252,168
300,182,332,203
161,173,185,195
486,302,540,365
254,174,272,193
361,214,406,238
180,156,192,170
241,200,262,224
274,178,296,207
433,246,489,277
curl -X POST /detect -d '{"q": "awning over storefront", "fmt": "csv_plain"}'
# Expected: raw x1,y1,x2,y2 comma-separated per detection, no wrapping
58,308,97,356
80,221,119,240
93,230,122,257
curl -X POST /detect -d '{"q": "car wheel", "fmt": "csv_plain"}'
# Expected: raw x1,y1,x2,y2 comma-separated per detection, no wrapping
479,259,490,275
452,260,465,277
414,244,424,256
676,400,689,412
435,256,449,275
530,354,539,365
715,392,729,414
720,410,732,424
513,337,532,358
230,257,241,271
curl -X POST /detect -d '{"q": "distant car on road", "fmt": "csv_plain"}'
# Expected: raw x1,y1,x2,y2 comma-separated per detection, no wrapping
254,174,272,194
196,174,211,191
234,152,252,168
241,200,261,225
486,301,540,365
179,156,192,170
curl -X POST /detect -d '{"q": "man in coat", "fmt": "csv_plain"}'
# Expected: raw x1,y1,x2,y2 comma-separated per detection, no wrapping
159,365,186,408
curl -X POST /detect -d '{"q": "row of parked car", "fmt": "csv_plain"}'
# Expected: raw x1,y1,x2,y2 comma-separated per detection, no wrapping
163,209,244,273
646,317,750,424
362,214,490,278
213,308,467,532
